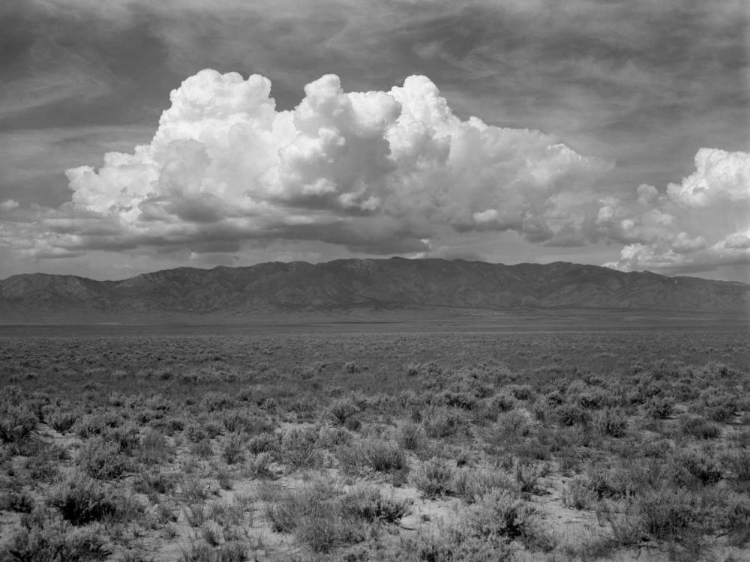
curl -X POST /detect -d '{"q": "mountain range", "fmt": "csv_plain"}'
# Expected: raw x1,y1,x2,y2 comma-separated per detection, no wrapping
0,259,748,321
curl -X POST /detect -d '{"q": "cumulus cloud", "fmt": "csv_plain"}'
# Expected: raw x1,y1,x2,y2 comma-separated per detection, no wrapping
13,69,611,258
7,68,746,277
602,148,750,273
0,200,20,212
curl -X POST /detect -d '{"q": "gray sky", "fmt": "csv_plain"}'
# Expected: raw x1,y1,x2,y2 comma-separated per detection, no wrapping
1,0,748,281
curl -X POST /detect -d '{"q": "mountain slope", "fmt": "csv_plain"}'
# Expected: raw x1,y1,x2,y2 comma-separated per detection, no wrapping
1,258,748,316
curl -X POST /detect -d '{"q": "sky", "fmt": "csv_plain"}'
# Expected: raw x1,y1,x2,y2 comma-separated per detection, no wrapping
0,0,748,282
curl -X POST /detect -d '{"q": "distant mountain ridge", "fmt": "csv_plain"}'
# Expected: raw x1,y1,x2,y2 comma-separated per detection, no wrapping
1,258,748,317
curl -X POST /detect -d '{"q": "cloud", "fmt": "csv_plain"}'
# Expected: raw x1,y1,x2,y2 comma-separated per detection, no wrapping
0,62,114,123
8,69,611,259
602,148,750,274
0,200,20,211
2,56,744,278
0,125,153,208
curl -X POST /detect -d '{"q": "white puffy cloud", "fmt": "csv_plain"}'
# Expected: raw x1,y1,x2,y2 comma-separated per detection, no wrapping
0,200,20,212
666,149,750,208
14,69,611,258
603,148,750,273
8,68,746,278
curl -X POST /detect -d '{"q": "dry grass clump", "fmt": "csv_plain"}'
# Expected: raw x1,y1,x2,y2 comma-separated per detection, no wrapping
0,399,38,444
382,489,551,561
1,508,111,562
48,471,142,526
259,478,410,553
336,437,408,477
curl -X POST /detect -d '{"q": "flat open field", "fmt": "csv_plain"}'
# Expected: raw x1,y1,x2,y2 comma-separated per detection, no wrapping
1,320,749,561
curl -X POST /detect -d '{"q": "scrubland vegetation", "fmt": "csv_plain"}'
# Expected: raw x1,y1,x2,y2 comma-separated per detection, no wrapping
0,326,749,561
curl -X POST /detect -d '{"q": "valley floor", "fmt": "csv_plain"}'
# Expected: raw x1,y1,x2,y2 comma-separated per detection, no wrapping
1,322,749,561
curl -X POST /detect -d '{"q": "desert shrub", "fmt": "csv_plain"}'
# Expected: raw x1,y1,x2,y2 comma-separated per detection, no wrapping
344,361,362,374
466,490,551,551
646,396,674,420
216,467,233,490
397,421,425,451
201,392,237,412
222,432,246,465
494,410,531,443
546,389,565,406
706,404,738,423
25,441,68,482
719,493,750,547
133,470,177,496
390,525,512,561
681,416,721,439
181,477,213,502
337,439,407,475
508,384,534,401
105,424,141,454
361,439,406,473
191,438,214,460
259,397,278,413
244,452,274,479
73,412,125,440
221,409,274,435
47,409,79,433
247,432,278,455
700,389,739,415
584,464,637,501
201,520,223,546
514,460,548,494
183,503,209,528
137,428,173,465
555,404,590,427
412,457,455,498
512,437,552,462
637,488,699,541
490,392,516,412
596,501,646,547
594,408,628,438
26,392,51,419
78,437,133,480
577,389,609,410
1,508,110,562
49,472,138,525
451,468,511,503
722,450,750,489
339,486,412,524
318,426,353,449
0,402,38,444
0,490,35,513
627,378,664,405
343,415,362,431
261,479,367,553
530,402,548,423
674,448,723,486
439,391,478,410
404,362,421,377
209,500,246,528
280,427,323,470
186,419,223,442
296,511,366,554
327,398,359,426
562,477,597,510
423,406,464,438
